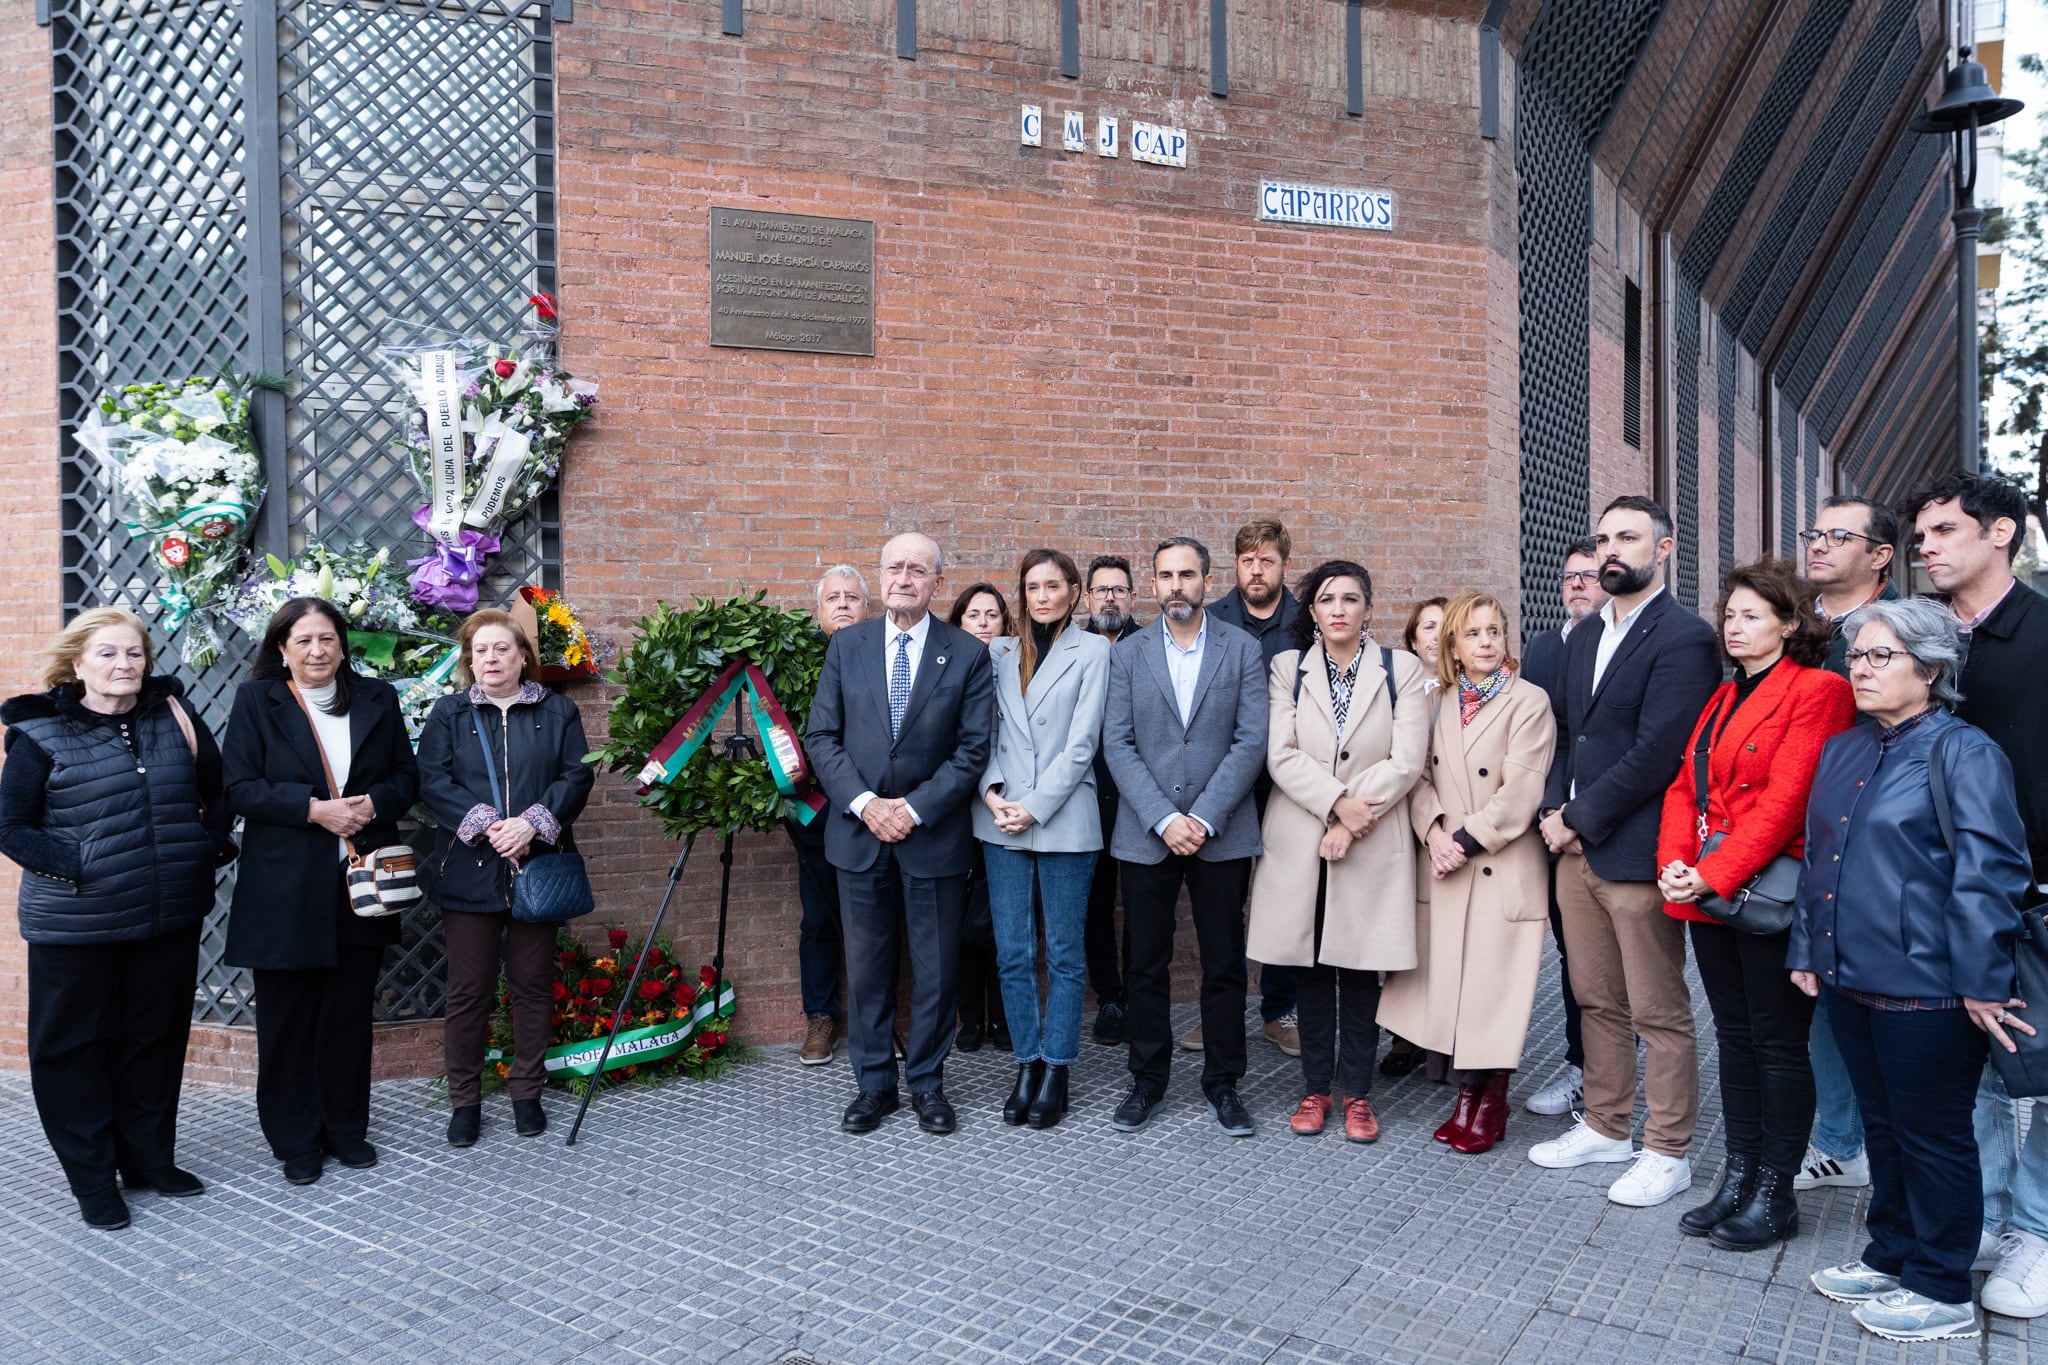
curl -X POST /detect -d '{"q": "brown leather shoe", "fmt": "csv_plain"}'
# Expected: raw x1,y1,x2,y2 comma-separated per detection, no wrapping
799,1014,838,1066
1290,1093,1333,1135
1343,1096,1380,1144
1262,1013,1302,1058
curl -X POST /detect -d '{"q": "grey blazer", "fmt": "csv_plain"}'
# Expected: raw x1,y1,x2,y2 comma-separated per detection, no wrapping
1102,615,1269,864
973,623,1111,853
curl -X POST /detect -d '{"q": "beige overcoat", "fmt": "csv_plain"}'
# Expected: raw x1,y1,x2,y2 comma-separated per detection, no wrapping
1245,642,1430,972
1377,675,1556,1070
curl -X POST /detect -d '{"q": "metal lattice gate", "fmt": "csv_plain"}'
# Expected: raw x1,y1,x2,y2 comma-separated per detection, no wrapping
48,0,560,1024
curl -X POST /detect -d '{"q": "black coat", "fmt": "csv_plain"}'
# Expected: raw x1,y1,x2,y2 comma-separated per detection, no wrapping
1519,625,1568,703
221,676,419,970
1957,582,2048,881
415,686,594,915
1543,591,1722,882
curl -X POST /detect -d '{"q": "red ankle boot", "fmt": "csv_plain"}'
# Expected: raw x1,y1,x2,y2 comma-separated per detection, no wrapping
1451,1071,1511,1153
1434,1081,1480,1144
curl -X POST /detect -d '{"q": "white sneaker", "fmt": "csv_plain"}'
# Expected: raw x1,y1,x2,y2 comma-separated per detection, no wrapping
1977,1229,2017,1272
1984,1229,2048,1318
1523,1063,1584,1117
1792,1142,1870,1191
1607,1150,1694,1207
1527,1116,1635,1169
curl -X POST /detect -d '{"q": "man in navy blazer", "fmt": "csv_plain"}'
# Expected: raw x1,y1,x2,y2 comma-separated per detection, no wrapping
804,533,995,1135
1532,497,1719,1209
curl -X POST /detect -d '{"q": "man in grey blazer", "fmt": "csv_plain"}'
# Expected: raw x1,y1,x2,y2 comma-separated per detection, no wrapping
1102,537,1270,1136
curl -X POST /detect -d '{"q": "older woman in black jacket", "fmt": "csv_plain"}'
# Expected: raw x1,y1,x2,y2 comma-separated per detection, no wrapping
1793,597,2033,1343
417,608,593,1147
0,608,233,1229
222,597,419,1187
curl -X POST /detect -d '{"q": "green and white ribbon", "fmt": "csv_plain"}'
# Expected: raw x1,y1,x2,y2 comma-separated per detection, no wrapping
486,981,736,1078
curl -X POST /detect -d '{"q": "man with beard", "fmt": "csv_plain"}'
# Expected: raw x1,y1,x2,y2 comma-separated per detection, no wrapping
793,566,870,1065
1515,536,1603,1118
1532,496,1718,1209
1202,519,1303,1057
1104,538,1269,1135
1082,555,1143,1043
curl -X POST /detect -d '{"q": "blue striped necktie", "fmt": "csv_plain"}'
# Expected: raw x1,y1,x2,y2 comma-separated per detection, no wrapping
889,631,913,738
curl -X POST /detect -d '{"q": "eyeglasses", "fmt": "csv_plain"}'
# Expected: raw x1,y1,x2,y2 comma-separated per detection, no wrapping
1797,528,1879,548
1843,646,1907,669
1557,570,1599,587
1089,585,1132,599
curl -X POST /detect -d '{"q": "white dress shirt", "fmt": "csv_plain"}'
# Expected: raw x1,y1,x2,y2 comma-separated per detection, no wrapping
1590,585,1662,694
851,612,932,825
1155,616,1214,839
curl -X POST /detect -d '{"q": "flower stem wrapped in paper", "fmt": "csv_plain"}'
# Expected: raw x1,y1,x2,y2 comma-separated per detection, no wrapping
226,542,462,744
383,293,597,612
76,374,276,666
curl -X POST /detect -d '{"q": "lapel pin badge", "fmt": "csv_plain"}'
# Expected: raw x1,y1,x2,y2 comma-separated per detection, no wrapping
935,655,947,665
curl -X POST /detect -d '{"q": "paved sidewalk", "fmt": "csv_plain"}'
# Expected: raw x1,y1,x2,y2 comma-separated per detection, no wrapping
3,951,2046,1364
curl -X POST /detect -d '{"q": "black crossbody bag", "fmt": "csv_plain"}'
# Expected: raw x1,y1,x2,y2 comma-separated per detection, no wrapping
1689,693,1801,935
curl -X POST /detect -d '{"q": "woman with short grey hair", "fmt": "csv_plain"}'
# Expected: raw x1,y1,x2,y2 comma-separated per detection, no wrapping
1792,595,2033,1342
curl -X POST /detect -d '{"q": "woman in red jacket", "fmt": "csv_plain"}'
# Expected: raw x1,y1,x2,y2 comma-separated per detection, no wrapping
1656,558,1854,1253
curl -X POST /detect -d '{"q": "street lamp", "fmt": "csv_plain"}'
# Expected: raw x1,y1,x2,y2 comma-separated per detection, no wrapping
1912,48,2023,475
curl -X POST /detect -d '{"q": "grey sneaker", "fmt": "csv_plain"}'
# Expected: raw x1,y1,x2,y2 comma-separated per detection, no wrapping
1810,1261,1901,1303
1851,1288,1979,1341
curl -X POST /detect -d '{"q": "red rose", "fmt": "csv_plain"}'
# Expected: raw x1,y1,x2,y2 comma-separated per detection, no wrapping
638,979,665,1001
645,948,666,967
493,358,516,378
559,951,578,970
673,984,696,1006
590,977,613,995
700,965,717,988
608,928,629,950
529,292,558,321
552,982,569,1004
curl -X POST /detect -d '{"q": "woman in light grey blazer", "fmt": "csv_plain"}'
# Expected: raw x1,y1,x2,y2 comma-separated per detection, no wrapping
977,548,1112,1129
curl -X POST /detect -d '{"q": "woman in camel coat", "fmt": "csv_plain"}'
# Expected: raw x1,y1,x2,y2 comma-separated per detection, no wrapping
1246,559,1430,1144
1378,592,1555,1154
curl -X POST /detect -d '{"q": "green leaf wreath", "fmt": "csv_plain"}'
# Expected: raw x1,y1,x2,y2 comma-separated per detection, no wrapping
591,592,827,838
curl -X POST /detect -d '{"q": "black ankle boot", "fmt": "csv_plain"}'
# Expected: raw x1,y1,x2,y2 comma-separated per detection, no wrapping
447,1105,481,1148
1027,1064,1070,1130
1678,1152,1754,1238
1709,1164,1800,1251
1003,1061,1044,1125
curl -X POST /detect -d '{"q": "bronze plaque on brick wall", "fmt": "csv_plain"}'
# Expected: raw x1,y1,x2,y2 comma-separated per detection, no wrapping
709,208,875,356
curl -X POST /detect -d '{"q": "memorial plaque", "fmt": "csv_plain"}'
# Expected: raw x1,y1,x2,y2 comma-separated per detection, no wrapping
709,208,875,356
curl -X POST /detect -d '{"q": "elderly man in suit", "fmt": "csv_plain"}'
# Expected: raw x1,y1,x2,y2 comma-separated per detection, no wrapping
804,533,995,1135
1103,537,1270,1136
1532,496,1720,1208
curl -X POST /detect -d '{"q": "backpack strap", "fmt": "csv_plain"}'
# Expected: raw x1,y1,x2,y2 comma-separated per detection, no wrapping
165,695,197,758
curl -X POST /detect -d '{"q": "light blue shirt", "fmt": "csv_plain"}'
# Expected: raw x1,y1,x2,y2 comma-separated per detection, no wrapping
1153,616,1215,840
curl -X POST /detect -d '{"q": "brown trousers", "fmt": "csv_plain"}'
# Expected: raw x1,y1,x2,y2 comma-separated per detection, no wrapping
443,910,558,1106
1555,853,1698,1156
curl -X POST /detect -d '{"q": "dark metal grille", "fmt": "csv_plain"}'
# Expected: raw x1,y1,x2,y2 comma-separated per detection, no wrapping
1779,391,1801,554
1804,421,1821,537
51,0,560,1025
1623,279,1643,450
1674,277,1700,607
1807,192,1948,441
1717,326,1738,580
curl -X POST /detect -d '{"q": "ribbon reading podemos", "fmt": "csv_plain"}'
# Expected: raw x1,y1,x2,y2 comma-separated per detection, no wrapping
636,660,827,824
462,415,532,529
420,349,466,544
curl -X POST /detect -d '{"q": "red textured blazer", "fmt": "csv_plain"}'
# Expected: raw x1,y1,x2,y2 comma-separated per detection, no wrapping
1654,658,1856,924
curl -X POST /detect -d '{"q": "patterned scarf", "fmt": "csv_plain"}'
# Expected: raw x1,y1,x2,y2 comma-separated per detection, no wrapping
1457,667,1512,727
1324,646,1363,731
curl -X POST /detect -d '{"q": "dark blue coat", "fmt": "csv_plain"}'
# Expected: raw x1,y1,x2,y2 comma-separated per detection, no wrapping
1788,712,2030,1002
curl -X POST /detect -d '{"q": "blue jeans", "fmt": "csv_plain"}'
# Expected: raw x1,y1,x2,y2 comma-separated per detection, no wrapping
1976,1063,2048,1240
981,845,1096,1067
1808,990,1864,1160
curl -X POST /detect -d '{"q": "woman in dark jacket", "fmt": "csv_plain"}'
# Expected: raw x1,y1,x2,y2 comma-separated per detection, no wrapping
222,597,419,1187
1793,597,2033,1344
416,608,593,1147
0,608,232,1229
1655,559,1855,1251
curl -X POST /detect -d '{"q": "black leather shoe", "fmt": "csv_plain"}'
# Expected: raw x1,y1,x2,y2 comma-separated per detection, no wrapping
1111,1083,1165,1132
121,1165,204,1198
448,1105,481,1148
325,1138,378,1169
1093,1002,1127,1045
911,1088,958,1135
282,1153,324,1186
512,1098,548,1137
1004,1061,1045,1126
1709,1164,1800,1251
1679,1151,1754,1238
77,1186,131,1230
841,1089,901,1134
1027,1064,1070,1130
1209,1086,1255,1137
1379,1041,1425,1078
957,1020,985,1052
989,1018,1011,1052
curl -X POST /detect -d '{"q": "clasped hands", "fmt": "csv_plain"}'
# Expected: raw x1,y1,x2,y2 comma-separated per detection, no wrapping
308,795,374,839
982,790,1038,837
1657,861,1707,904
1423,823,1467,879
861,796,916,844
1319,795,1378,863
1539,807,1582,855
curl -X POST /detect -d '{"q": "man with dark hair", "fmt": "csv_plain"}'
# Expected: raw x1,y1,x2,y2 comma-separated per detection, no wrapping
1082,554,1143,1044
1531,495,1720,1208
1516,534,1604,1118
1203,519,1303,1057
1900,474,2048,1317
1103,537,1269,1135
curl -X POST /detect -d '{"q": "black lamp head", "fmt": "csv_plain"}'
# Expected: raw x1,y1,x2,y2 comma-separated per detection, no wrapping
1912,51,2025,135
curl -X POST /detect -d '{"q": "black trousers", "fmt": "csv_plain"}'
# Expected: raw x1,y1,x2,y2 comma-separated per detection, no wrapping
1827,988,1986,1305
1689,920,1816,1174
1084,791,1130,1007
1122,854,1252,1097
253,943,385,1161
26,923,202,1196
957,857,1005,1032
786,821,845,1021
837,846,965,1095
1548,874,1584,1067
1296,868,1379,1099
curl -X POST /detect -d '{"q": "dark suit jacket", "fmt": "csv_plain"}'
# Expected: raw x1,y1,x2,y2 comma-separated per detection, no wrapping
221,676,420,970
1958,581,2048,880
804,615,995,877
1520,625,1568,702
1542,590,1721,883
